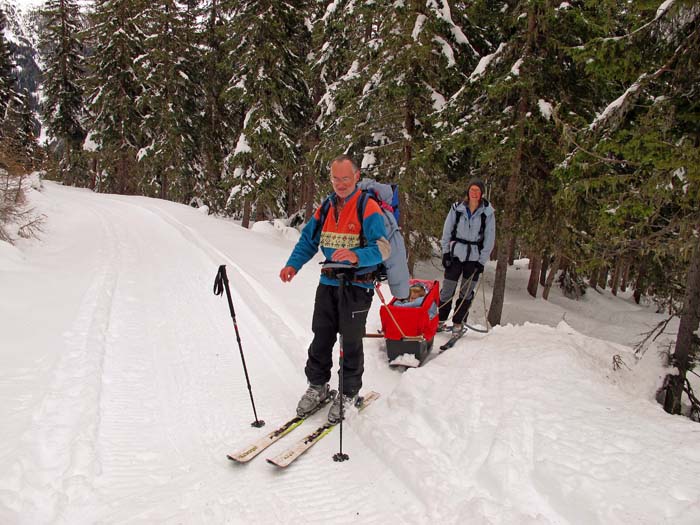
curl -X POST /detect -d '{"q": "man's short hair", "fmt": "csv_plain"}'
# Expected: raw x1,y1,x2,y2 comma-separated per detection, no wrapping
330,154,359,173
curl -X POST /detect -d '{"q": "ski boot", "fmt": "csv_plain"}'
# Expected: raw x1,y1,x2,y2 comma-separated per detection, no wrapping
296,383,330,416
327,392,359,424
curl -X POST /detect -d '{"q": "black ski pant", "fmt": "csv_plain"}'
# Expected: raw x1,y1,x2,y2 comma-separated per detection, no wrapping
305,283,373,396
438,259,480,325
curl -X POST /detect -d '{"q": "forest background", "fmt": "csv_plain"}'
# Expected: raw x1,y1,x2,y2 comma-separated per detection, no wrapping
0,0,698,417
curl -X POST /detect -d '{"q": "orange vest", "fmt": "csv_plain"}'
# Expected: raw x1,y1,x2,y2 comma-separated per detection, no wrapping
316,190,381,250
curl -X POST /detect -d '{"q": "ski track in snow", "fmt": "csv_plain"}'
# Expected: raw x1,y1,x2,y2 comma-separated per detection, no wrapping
2,182,700,524
0,184,423,524
2,194,119,522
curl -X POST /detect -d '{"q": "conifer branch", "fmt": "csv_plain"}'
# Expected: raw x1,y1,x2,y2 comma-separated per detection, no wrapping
588,12,700,134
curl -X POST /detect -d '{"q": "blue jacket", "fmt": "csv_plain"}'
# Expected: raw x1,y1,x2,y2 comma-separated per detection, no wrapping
285,188,388,288
440,199,496,266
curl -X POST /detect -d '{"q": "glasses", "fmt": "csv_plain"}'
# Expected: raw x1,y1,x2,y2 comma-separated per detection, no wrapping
331,176,354,184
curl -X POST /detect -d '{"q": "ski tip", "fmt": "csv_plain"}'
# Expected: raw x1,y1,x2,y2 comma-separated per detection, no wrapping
227,453,251,463
266,457,287,468
358,391,380,405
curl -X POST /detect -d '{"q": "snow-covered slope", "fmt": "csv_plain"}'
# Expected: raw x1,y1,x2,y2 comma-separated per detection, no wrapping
1,181,698,524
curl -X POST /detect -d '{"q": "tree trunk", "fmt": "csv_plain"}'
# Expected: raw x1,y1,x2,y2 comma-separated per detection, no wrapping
588,266,599,289
598,266,608,290
255,199,265,222
403,85,415,276
286,169,294,217
664,235,700,415
91,157,97,190
161,171,168,200
542,254,562,301
303,172,314,221
611,257,622,296
489,238,510,327
527,249,542,298
405,187,415,275
508,236,516,265
303,154,319,222
620,261,631,292
634,262,646,304
540,253,549,286
488,6,537,325
63,142,74,186
488,101,527,326
241,198,251,229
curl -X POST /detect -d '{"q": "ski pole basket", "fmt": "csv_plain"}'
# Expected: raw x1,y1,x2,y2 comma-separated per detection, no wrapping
379,279,440,366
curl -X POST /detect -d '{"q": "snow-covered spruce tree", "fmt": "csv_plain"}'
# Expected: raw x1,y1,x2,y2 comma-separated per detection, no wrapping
136,0,201,203
2,88,38,169
303,0,381,220
561,0,700,414
316,0,482,271
444,1,610,323
84,0,147,194
550,1,655,297
224,1,311,227
0,7,16,132
572,0,698,304
39,0,88,186
197,0,239,213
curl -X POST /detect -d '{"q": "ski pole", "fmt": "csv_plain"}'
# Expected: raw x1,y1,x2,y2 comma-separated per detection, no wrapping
213,265,265,428
333,273,349,462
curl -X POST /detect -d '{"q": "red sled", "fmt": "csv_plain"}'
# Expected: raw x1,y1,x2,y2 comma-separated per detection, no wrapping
378,279,440,367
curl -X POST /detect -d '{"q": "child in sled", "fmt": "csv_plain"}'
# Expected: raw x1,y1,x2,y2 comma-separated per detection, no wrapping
394,283,438,318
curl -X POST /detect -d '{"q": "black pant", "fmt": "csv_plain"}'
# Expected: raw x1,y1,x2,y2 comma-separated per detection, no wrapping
305,283,373,396
438,259,480,325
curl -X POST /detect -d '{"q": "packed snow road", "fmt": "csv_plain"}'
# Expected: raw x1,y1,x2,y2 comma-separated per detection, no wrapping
1,181,699,524
0,182,419,523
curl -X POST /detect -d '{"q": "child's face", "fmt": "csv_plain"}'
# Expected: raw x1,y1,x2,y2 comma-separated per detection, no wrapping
409,287,425,301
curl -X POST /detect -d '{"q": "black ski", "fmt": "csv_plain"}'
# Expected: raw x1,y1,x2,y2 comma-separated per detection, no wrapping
439,326,467,351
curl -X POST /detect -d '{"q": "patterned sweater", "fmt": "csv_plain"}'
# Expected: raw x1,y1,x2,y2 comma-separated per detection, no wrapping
285,188,389,288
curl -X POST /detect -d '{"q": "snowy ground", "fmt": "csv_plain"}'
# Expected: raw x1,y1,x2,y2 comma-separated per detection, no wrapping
1,179,699,524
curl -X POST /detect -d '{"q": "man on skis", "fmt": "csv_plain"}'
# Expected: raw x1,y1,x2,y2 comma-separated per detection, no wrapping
279,155,389,424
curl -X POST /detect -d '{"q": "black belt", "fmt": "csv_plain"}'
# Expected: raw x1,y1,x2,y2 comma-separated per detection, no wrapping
320,262,377,282
321,268,377,282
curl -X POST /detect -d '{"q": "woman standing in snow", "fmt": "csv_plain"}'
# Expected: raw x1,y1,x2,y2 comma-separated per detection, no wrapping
438,179,496,334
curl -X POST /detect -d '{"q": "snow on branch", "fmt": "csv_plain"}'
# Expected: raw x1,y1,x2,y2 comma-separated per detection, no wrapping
538,99,553,121
589,75,645,132
598,0,678,43
587,2,699,134
589,12,698,135
412,14,426,40
469,43,506,82
425,82,447,112
433,36,456,67
321,1,339,24
656,0,676,20
427,0,479,56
